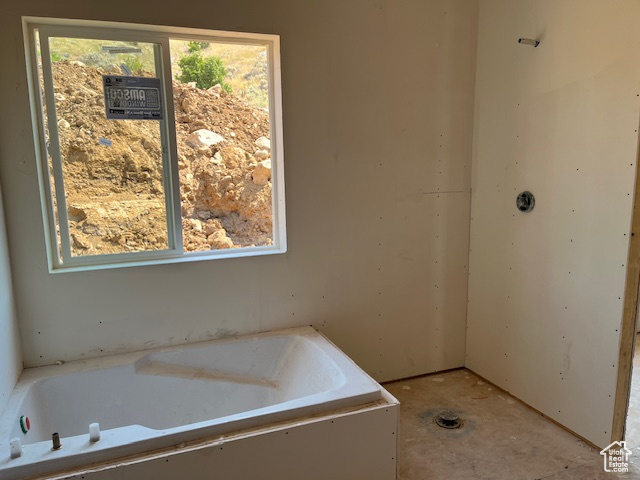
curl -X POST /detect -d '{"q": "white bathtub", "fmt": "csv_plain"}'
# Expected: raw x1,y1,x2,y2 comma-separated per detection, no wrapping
0,327,383,480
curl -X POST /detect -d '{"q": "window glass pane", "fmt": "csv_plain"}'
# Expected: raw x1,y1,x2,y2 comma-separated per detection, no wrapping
169,40,273,252
46,37,169,256
35,31,63,262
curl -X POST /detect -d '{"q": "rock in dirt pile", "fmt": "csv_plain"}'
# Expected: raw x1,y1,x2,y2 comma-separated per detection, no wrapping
52,60,273,256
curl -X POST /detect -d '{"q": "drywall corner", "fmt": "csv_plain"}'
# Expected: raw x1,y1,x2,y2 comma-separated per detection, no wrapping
0,184,22,414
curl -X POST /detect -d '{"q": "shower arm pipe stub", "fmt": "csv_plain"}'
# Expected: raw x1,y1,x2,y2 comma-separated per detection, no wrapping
518,38,540,47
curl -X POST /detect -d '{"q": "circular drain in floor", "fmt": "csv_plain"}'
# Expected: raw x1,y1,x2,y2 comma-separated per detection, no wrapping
434,410,462,429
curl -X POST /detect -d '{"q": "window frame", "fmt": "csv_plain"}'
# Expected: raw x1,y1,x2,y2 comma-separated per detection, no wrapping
23,17,287,273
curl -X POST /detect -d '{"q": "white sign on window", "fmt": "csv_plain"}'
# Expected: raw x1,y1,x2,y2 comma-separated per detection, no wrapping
102,75,163,120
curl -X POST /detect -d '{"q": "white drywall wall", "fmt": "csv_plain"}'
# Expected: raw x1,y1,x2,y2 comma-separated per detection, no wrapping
0,185,22,414
467,0,640,448
0,0,477,381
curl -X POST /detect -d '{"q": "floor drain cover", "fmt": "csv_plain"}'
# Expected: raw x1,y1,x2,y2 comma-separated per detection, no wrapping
435,411,461,429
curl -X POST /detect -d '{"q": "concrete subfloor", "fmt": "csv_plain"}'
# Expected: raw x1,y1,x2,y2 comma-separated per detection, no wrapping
386,368,640,479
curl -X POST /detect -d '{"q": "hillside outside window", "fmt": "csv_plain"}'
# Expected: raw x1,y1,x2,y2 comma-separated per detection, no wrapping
23,18,286,272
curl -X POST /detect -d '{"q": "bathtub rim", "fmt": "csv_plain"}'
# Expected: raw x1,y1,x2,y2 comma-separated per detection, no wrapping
0,326,384,480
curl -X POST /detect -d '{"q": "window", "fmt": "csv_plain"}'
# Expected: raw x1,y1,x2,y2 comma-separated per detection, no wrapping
23,18,286,272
